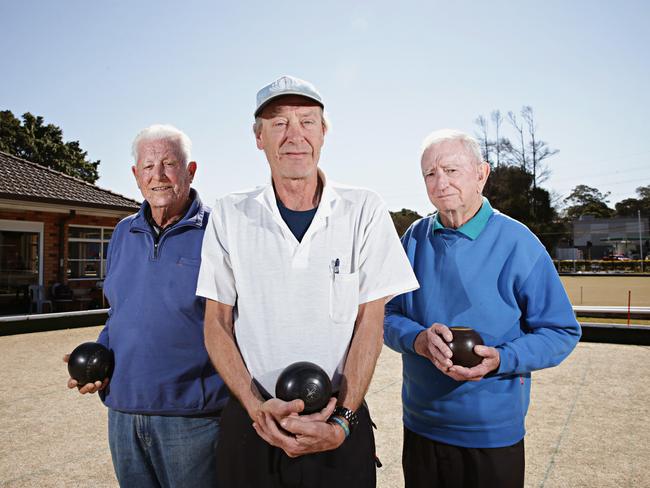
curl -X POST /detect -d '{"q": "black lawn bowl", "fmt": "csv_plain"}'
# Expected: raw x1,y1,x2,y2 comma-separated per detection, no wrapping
275,361,332,415
446,327,484,368
67,342,114,386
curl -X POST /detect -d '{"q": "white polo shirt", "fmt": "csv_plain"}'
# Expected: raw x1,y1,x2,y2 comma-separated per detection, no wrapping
197,173,419,395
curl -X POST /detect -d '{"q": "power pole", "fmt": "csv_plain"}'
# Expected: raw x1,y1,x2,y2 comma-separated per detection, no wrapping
639,209,644,273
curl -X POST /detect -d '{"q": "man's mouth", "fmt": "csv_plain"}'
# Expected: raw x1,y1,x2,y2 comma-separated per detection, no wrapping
151,186,172,191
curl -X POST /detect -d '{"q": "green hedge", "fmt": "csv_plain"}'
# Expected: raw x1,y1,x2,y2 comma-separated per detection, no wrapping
554,260,648,274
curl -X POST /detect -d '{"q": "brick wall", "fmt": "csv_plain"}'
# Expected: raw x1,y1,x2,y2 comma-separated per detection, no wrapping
0,208,126,290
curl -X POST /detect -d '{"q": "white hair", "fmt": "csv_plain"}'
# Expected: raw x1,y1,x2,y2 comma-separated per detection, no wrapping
420,129,483,165
131,124,192,164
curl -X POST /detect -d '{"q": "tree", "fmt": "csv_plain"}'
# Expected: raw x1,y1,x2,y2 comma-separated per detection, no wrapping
564,185,614,219
483,165,565,251
476,105,560,226
637,185,650,201
474,115,491,164
390,208,423,237
0,110,100,183
520,106,558,190
491,110,503,167
615,185,650,217
506,111,527,169
484,165,534,223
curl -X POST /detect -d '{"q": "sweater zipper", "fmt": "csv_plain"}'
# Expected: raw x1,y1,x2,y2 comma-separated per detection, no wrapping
152,221,196,260
132,219,198,260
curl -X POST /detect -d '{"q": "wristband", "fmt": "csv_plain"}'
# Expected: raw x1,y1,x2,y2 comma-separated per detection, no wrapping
328,415,350,438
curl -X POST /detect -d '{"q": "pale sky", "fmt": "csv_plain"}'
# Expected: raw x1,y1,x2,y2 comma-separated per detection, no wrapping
1,1,648,216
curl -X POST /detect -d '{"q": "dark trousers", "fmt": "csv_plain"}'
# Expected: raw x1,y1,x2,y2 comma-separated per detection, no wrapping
217,397,377,488
402,427,525,488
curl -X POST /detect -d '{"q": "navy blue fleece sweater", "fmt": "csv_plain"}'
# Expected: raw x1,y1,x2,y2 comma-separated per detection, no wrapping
98,191,227,415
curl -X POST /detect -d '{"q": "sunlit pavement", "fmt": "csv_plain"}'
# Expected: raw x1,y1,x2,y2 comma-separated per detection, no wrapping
1,326,648,487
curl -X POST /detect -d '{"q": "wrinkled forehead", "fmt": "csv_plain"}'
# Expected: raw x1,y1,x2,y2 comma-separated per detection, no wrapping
259,95,323,119
421,140,475,170
136,138,183,162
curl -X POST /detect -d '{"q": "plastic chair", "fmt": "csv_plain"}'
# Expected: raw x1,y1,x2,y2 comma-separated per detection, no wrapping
28,285,53,314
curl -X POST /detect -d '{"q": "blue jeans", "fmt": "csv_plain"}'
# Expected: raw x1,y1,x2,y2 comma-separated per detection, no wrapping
108,409,220,488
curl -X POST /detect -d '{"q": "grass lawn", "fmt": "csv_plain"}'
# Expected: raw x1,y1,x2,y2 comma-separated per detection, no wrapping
577,316,650,326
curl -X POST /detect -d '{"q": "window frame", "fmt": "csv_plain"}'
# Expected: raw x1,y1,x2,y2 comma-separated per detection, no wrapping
67,225,114,281
0,219,44,287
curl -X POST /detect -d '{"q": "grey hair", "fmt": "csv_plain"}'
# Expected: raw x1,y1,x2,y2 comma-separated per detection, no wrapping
131,124,192,164
420,129,483,165
252,108,331,137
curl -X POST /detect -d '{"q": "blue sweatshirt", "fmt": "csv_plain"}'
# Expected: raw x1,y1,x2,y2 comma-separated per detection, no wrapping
384,199,581,448
98,191,228,415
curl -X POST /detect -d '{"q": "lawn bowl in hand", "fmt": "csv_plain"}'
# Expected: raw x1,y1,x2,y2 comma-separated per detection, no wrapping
446,327,484,368
275,361,332,415
67,342,114,386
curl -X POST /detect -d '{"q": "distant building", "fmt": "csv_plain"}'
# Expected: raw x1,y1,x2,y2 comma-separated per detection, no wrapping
0,151,140,315
572,215,649,260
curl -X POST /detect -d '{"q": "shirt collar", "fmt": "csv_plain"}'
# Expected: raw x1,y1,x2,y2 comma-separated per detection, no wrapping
432,197,493,240
133,188,204,232
255,168,338,218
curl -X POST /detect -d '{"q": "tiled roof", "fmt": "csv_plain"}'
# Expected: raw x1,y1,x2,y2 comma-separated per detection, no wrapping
0,151,140,211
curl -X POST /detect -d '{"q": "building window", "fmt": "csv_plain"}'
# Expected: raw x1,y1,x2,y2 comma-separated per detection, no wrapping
0,220,44,315
68,226,113,280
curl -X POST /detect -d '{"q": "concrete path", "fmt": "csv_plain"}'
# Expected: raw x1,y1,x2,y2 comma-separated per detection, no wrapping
1,326,648,487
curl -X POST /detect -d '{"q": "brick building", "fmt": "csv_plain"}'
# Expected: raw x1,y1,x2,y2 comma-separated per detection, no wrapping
0,151,140,315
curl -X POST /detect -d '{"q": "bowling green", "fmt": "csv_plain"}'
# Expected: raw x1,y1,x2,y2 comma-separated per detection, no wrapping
0,326,648,487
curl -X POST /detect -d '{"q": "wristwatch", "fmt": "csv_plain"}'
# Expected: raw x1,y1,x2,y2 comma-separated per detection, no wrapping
332,406,359,430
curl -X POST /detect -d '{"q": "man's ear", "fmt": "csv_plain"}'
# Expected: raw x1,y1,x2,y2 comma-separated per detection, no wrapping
477,161,490,193
254,122,265,150
187,161,197,182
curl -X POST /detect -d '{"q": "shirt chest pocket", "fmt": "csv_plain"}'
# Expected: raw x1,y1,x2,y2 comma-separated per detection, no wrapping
329,271,359,324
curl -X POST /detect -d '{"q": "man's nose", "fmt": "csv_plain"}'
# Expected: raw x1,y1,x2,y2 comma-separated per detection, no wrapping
285,120,305,141
153,163,167,179
433,172,449,191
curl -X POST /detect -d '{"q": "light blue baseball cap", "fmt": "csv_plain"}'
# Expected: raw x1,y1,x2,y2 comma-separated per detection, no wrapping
254,75,324,117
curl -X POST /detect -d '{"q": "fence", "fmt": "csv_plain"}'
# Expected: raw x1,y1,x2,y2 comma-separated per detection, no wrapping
554,260,647,274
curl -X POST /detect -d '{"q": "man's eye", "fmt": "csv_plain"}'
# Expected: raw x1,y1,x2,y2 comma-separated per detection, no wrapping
273,121,287,128
303,120,315,126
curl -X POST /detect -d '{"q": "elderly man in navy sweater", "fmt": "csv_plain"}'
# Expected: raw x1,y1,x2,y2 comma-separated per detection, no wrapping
64,125,228,487
384,129,581,488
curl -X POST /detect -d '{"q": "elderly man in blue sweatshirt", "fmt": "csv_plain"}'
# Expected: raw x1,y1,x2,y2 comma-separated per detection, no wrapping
64,125,228,487
384,129,581,488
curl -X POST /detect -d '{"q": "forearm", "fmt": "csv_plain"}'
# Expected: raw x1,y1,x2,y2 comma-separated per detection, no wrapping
384,312,424,355
497,254,582,375
204,299,264,419
496,323,581,375
338,297,385,411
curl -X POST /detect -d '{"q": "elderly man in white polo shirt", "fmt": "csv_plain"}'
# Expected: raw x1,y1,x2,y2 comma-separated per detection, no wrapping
197,75,419,487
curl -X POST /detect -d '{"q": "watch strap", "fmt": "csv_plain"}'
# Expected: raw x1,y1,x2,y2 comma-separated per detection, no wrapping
332,406,359,430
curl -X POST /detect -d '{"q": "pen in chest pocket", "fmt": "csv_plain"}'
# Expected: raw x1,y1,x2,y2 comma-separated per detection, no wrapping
332,258,340,274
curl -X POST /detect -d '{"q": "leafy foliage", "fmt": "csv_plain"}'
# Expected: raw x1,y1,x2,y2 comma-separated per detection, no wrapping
0,110,99,183
563,184,614,219
614,185,650,217
484,165,566,250
389,208,423,238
